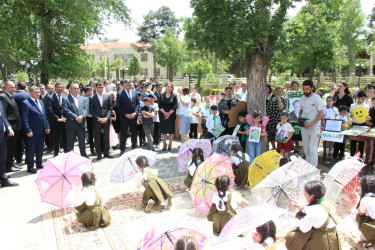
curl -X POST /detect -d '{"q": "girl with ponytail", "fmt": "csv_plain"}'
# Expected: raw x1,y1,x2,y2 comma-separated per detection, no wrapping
207,175,248,235
184,148,205,189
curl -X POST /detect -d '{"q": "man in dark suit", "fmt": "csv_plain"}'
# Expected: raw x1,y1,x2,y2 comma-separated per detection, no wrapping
62,83,88,157
13,81,30,163
21,86,50,174
84,86,96,155
154,83,163,104
45,82,67,156
89,82,113,160
0,81,22,172
117,79,139,154
0,100,18,187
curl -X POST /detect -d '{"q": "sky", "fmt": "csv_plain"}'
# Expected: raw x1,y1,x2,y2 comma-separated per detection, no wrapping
88,0,374,43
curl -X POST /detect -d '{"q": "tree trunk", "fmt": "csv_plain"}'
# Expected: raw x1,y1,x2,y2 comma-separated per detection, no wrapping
153,52,157,80
332,71,337,83
214,53,218,74
245,50,268,152
308,64,316,80
0,61,6,83
197,76,202,95
168,66,173,82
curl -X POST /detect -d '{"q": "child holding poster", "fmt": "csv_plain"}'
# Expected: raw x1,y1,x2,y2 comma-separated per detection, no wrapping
246,111,268,163
350,91,369,157
276,112,294,160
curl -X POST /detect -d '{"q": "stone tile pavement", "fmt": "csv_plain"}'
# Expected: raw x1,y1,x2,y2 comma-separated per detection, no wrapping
0,139,185,249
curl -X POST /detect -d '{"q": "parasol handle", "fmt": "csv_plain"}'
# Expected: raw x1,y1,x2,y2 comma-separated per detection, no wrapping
128,157,138,172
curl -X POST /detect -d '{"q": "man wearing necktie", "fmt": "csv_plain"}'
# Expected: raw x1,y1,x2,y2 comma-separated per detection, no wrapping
45,82,67,156
0,97,18,187
21,86,50,174
0,81,22,173
89,82,113,160
62,82,88,157
117,79,139,154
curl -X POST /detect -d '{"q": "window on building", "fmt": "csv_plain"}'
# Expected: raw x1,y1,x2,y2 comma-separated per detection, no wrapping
143,68,148,76
141,53,148,62
114,54,134,63
156,68,161,77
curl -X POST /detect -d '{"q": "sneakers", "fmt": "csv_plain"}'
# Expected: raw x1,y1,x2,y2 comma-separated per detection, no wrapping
145,199,154,213
165,197,172,210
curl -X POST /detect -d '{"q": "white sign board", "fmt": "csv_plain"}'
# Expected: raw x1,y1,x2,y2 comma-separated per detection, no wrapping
321,131,344,143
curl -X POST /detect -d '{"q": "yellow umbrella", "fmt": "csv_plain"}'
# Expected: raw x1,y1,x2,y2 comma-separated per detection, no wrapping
248,150,281,189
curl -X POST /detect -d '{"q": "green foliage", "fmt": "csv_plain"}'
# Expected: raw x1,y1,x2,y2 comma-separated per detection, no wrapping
137,6,180,79
94,59,107,78
276,70,298,86
206,72,220,89
185,50,214,93
110,57,123,72
16,70,28,81
128,56,142,76
137,6,180,43
202,88,223,97
0,0,36,82
153,29,186,81
22,0,131,84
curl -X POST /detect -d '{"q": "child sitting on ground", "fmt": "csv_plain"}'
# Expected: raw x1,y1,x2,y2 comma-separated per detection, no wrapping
252,220,286,249
135,156,174,213
275,112,294,161
184,148,205,189
68,172,111,231
230,144,250,188
236,111,249,152
206,105,221,139
355,175,375,246
207,175,248,235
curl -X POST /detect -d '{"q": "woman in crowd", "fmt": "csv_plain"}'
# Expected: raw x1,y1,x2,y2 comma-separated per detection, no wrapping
159,82,178,151
334,82,353,111
177,87,192,144
189,85,201,106
266,86,285,150
210,91,219,105
217,86,240,135
365,84,374,108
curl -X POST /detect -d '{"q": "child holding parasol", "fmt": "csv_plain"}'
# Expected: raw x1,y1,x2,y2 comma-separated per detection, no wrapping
285,180,341,249
184,148,205,189
207,175,249,235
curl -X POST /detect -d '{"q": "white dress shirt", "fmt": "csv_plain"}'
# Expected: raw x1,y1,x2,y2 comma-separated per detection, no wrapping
206,114,221,134
32,97,43,113
67,187,96,207
359,192,375,219
71,94,79,109
97,93,103,107
299,203,336,233
230,151,250,166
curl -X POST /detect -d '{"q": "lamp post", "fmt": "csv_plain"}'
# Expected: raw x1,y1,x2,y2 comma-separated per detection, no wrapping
356,63,365,86
19,58,38,84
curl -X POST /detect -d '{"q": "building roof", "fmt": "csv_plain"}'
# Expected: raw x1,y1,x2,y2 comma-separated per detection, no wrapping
81,42,151,50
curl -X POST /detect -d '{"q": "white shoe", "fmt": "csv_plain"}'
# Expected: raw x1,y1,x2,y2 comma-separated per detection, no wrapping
165,197,172,210
145,199,154,213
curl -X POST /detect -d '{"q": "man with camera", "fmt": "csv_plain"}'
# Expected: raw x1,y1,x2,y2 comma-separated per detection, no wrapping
297,80,324,167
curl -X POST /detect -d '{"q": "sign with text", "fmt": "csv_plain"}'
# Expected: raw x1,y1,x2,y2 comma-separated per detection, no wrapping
321,131,344,143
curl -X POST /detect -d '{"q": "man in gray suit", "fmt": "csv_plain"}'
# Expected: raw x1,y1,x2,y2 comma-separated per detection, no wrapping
62,83,89,157
89,82,113,160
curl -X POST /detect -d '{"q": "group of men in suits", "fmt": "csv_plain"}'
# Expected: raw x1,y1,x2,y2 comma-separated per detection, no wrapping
0,79,143,188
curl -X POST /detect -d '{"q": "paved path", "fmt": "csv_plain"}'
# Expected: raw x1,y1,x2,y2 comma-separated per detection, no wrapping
0,138,372,249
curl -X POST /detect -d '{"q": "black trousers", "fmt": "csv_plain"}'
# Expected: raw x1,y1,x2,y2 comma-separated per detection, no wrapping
52,121,67,156
189,123,198,139
153,122,160,145
350,123,366,157
333,142,346,157
14,128,25,163
86,116,95,152
120,118,138,151
138,123,145,145
6,129,19,170
93,120,110,155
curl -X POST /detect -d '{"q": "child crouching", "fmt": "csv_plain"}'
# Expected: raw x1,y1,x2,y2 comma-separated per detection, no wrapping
135,156,174,213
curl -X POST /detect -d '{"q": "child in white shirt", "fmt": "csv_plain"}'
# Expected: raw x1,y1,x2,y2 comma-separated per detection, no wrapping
323,96,339,155
206,105,221,139
189,98,200,139
275,112,294,159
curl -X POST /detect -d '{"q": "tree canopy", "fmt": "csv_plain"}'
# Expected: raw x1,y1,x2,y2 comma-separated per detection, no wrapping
128,56,142,77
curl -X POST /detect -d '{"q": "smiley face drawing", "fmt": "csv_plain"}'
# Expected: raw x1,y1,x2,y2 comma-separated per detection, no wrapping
352,106,369,123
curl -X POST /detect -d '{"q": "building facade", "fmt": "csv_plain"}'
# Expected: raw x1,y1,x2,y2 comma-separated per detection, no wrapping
82,42,183,80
